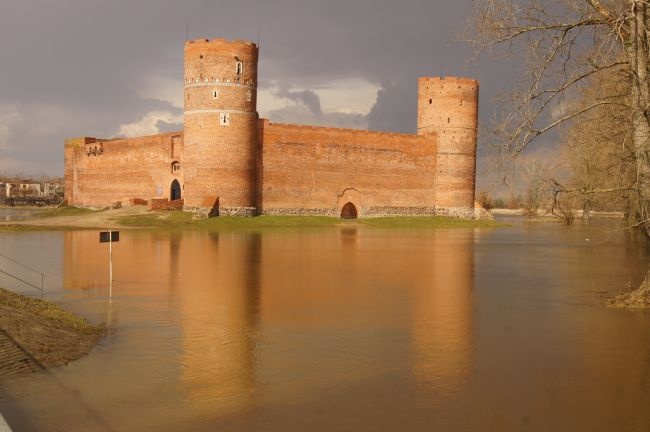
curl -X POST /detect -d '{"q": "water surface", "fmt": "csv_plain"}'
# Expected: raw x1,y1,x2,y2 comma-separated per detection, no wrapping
0,217,649,431
0,208,37,222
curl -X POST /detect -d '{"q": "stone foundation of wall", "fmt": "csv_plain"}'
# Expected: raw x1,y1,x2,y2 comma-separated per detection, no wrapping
261,206,483,219
434,206,482,220
185,206,258,218
362,207,437,217
261,208,340,217
474,205,494,220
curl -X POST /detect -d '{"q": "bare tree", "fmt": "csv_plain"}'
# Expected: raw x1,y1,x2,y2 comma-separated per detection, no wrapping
520,158,555,216
477,190,495,210
467,1,647,217
466,0,650,306
560,70,634,219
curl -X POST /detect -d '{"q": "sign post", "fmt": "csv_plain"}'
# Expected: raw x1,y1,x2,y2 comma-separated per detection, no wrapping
109,230,113,297
100,231,120,300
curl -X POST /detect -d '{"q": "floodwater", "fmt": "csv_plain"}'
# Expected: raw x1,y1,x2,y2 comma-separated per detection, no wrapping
0,217,649,431
0,208,36,222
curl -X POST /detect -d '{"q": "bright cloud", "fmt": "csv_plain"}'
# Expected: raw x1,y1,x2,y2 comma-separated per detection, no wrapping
258,77,380,124
315,78,380,114
117,111,182,137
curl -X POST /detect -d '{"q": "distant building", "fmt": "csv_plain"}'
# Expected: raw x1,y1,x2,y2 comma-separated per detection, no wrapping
17,181,41,196
43,182,64,198
0,183,9,198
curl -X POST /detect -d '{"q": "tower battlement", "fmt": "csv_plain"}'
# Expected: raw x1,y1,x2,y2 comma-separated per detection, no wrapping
186,38,258,47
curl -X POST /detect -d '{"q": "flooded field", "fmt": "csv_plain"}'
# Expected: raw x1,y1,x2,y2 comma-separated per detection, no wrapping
0,208,38,222
0,217,649,431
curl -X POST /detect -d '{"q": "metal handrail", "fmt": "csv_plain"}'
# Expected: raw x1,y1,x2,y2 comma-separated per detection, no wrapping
0,254,44,297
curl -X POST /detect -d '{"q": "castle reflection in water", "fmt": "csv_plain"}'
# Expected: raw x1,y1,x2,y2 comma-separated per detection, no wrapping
62,228,475,420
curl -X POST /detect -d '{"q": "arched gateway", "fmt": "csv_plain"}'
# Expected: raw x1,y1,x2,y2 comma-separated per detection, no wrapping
340,202,358,219
170,180,181,201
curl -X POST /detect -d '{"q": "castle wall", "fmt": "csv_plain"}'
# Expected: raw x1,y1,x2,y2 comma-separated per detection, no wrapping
64,132,183,207
258,121,438,217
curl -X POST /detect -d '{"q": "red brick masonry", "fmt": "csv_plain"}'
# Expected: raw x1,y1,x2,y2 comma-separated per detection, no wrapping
65,38,481,219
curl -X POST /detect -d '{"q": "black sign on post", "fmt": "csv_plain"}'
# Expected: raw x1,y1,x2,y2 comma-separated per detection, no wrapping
100,230,119,299
100,231,120,243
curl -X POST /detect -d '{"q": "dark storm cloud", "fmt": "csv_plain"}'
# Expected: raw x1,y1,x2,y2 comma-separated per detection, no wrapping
367,80,418,134
0,0,511,175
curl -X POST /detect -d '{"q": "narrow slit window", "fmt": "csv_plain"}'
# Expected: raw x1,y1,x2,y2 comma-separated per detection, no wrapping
219,112,230,126
236,61,243,76
212,89,220,99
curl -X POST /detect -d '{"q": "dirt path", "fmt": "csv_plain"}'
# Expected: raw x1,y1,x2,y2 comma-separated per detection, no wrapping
0,205,151,229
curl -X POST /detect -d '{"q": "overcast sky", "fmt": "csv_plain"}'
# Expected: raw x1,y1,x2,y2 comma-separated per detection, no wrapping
0,0,513,179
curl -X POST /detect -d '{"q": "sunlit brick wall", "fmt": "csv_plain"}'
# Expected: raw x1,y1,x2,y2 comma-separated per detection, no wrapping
64,132,183,207
259,121,438,217
418,77,478,210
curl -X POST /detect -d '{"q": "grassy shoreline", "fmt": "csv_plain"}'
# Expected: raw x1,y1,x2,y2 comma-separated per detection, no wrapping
0,206,502,232
0,287,105,369
115,211,501,230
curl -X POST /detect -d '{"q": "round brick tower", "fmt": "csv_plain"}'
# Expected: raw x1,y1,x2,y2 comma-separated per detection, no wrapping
183,38,259,216
417,77,478,216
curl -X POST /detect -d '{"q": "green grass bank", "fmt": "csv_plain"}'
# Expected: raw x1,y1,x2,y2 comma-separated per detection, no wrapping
115,211,500,230
0,287,105,368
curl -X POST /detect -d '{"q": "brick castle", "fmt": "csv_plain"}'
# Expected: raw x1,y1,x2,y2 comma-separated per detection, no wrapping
64,38,481,219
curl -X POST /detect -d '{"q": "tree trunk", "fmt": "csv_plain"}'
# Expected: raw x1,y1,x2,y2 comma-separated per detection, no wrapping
582,198,592,221
631,0,650,238
613,1,650,308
